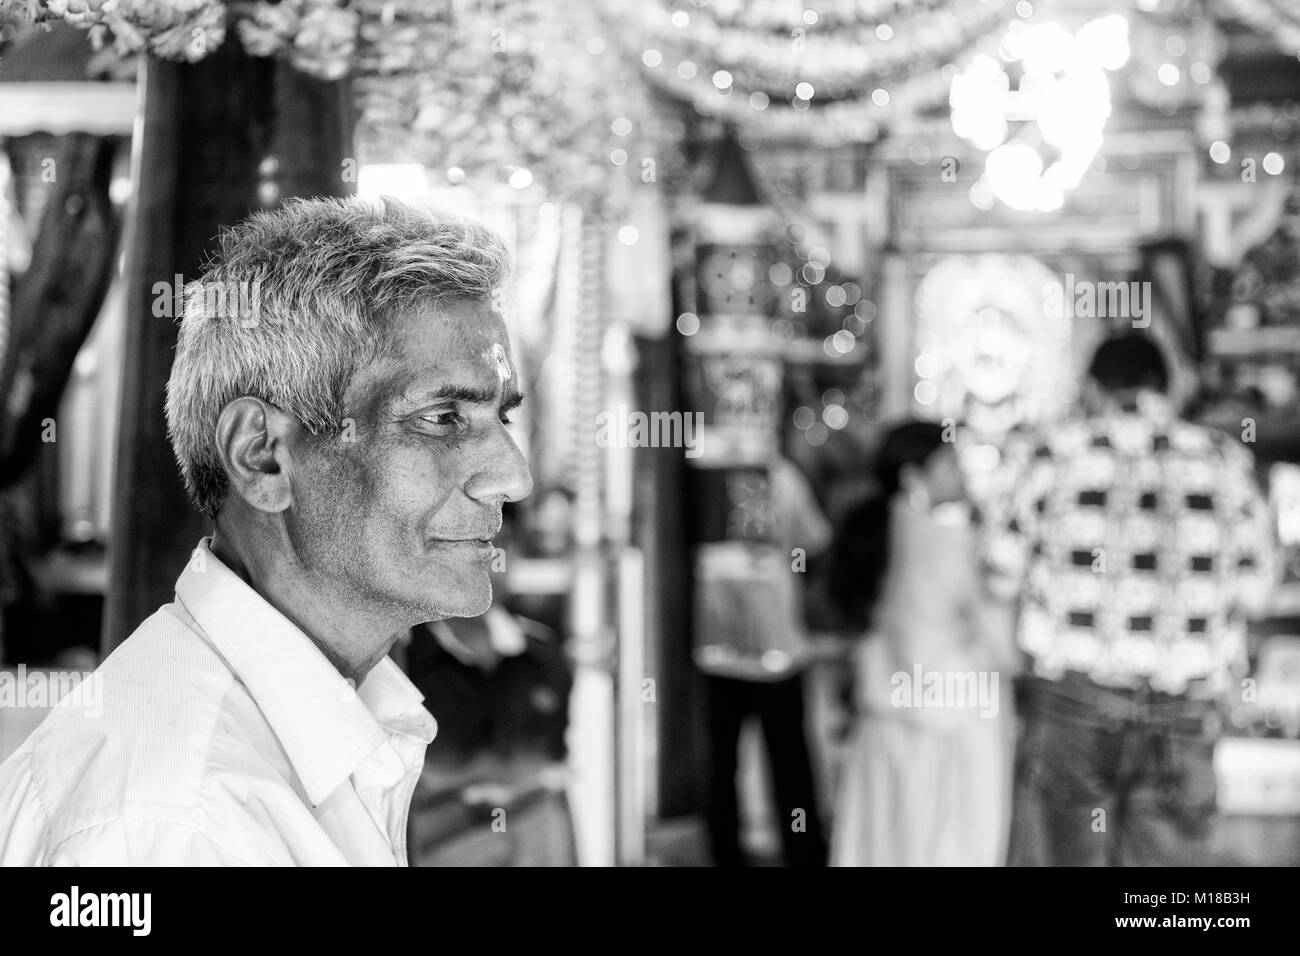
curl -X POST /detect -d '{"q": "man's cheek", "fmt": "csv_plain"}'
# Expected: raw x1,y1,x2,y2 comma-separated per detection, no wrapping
388,458,459,524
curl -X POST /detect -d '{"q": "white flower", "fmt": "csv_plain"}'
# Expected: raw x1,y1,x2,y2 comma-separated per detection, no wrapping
290,4,357,80
45,0,110,27
236,0,299,58
140,3,225,62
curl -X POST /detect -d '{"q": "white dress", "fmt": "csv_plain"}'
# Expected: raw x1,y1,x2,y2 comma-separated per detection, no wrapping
831,497,1016,867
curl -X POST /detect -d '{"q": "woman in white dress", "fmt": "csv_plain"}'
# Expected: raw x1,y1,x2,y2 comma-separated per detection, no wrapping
828,422,1017,866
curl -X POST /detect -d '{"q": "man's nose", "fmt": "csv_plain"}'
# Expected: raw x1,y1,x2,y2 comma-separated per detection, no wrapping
466,427,533,503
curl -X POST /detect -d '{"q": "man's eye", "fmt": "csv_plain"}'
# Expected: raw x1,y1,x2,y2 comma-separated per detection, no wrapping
499,411,515,426
422,411,461,428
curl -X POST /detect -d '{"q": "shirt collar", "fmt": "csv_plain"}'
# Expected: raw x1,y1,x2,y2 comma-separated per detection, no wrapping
1104,389,1174,421
174,538,436,806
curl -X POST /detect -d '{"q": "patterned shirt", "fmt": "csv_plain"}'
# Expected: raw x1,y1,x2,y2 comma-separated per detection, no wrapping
983,393,1276,694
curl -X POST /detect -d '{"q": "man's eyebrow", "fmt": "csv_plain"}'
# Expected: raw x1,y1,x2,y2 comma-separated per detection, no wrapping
392,384,525,411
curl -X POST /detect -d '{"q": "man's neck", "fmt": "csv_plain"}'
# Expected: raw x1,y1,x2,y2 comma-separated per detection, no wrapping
208,519,406,686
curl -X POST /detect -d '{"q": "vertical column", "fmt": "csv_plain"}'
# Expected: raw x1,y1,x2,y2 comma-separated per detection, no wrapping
564,210,616,866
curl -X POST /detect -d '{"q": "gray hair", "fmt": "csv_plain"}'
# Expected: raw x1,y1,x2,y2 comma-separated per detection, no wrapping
165,195,511,518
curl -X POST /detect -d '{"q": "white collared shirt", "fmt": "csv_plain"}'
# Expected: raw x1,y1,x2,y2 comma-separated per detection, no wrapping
0,539,437,866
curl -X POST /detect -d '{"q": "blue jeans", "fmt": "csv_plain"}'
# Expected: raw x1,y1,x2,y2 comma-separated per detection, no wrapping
1009,673,1221,866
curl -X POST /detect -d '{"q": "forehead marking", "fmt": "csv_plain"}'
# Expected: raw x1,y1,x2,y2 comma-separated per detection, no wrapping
490,342,512,385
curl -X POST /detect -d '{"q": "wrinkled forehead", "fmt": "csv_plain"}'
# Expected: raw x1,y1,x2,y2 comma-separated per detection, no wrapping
429,301,517,385
348,297,519,413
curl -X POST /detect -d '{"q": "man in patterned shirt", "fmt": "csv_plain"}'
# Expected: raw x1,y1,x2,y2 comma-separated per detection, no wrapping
984,332,1276,866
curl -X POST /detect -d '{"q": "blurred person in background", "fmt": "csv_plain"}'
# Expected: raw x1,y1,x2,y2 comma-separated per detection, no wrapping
695,454,832,867
984,332,1277,866
828,421,1017,866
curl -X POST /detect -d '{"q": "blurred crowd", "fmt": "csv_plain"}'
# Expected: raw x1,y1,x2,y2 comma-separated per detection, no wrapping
698,330,1279,867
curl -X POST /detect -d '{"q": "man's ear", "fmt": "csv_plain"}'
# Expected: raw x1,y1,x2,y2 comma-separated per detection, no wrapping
213,397,297,514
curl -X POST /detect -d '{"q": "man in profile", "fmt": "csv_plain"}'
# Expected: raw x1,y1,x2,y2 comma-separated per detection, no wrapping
0,197,532,865
985,332,1275,866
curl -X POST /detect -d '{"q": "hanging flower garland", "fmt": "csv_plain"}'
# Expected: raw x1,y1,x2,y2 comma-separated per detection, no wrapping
0,0,682,211
638,0,1013,141
640,0,1011,91
647,53,957,145
0,0,356,80
235,1,359,80
349,0,684,213
705,0,964,33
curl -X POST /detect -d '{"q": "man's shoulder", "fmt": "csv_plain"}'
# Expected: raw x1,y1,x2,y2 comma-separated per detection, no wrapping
3,602,298,861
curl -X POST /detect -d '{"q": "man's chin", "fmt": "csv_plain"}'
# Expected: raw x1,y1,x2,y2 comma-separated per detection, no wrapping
422,575,493,621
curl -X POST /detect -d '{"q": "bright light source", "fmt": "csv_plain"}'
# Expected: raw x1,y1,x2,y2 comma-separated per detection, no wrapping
986,143,1044,210
357,164,427,198
1264,152,1286,175
951,15,1126,213
915,351,941,379
1077,14,1130,70
1209,141,1231,164
969,179,995,210
823,405,850,430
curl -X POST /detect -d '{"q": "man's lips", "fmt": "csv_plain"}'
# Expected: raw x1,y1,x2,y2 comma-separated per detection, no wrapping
428,537,494,546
